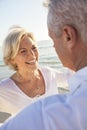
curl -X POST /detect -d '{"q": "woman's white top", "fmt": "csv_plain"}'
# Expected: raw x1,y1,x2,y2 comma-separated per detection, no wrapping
0,66,71,115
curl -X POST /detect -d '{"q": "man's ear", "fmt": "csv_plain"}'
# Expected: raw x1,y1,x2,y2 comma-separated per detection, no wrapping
62,25,77,49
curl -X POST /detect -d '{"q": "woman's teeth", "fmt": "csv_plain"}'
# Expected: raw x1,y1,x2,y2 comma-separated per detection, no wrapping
26,59,36,64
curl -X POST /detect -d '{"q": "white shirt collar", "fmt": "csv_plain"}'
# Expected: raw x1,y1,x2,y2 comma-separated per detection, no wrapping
68,67,87,93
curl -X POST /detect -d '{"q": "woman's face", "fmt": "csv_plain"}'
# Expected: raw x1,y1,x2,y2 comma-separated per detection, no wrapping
12,35,39,71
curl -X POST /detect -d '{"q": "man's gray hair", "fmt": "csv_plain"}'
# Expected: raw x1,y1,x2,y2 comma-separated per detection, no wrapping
44,0,87,44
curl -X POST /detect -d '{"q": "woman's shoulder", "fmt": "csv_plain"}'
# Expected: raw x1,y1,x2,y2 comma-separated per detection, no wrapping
0,78,12,87
39,66,62,81
40,66,59,73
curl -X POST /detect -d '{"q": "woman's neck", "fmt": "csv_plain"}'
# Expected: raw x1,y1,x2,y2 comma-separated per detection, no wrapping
11,68,45,97
17,69,40,82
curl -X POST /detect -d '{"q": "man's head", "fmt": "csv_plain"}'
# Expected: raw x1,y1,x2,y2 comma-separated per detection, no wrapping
44,0,87,71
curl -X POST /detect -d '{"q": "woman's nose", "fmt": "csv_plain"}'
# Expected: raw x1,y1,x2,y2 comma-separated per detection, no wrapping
28,50,35,57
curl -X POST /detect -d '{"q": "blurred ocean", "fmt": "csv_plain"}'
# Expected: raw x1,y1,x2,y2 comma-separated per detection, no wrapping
0,40,65,81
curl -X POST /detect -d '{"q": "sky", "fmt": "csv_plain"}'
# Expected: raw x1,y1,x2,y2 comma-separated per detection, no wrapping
0,0,50,46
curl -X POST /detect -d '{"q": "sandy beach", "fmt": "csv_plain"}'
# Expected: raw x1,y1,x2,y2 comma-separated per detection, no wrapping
0,112,11,123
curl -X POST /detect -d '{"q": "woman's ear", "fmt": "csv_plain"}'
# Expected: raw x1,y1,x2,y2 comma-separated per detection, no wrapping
10,58,15,64
62,25,77,49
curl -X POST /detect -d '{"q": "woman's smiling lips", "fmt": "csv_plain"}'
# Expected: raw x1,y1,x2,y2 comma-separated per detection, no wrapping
25,59,36,65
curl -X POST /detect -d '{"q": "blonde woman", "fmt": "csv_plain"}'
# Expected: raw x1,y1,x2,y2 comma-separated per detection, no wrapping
0,26,70,116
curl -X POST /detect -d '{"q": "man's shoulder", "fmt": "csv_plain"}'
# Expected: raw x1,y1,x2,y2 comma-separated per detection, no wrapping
33,94,67,112
42,94,66,104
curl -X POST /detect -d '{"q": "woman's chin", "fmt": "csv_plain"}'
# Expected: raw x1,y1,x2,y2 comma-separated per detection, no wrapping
29,62,38,69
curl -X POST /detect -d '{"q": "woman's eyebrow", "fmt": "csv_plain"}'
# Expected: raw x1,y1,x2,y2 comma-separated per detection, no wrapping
19,48,26,51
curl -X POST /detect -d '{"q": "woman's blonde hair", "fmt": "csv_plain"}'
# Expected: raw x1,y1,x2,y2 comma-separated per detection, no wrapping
3,25,35,71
